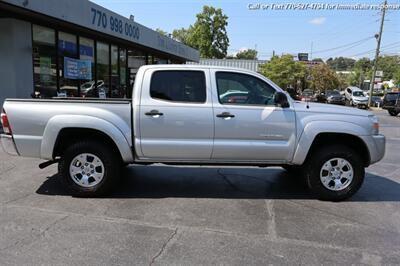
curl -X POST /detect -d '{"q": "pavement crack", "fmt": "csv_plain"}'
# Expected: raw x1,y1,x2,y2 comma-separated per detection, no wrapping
39,214,69,238
265,200,277,240
149,227,178,266
2,193,32,206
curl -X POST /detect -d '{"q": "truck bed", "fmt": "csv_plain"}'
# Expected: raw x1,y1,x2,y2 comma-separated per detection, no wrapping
2,98,132,159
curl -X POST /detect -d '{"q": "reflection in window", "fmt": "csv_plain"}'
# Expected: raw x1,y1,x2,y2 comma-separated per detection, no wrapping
94,42,109,98
127,49,147,97
119,48,127,98
110,45,122,98
79,37,95,97
150,71,206,103
216,72,276,106
58,31,78,97
32,25,57,98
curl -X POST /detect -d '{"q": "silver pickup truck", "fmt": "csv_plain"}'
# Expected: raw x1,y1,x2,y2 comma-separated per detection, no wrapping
1,65,385,201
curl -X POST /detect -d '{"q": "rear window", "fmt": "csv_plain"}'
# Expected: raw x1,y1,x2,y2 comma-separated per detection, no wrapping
385,93,399,101
150,71,206,103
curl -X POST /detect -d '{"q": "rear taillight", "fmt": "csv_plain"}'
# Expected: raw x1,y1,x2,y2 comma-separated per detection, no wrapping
1,109,12,135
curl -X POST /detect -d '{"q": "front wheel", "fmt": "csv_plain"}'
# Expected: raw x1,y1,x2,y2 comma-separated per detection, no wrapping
304,145,365,201
388,110,399,116
58,140,121,197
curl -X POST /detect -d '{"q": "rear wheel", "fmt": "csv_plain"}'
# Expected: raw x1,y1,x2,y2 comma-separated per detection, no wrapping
58,140,121,197
388,110,399,116
304,145,365,201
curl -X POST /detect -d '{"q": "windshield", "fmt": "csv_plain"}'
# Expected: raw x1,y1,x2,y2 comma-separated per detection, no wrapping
353,91,364,97
386,93,399,100
327,91,340,96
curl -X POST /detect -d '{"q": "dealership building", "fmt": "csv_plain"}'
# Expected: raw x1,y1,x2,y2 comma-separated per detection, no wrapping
0,0,199,104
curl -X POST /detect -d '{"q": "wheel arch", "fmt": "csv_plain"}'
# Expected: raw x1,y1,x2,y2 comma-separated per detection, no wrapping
40,115,134,163
292,121,371,166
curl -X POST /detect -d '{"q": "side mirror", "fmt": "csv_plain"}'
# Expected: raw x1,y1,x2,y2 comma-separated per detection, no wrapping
274,92,290,108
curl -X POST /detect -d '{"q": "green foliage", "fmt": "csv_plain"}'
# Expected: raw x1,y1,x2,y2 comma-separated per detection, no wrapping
155,28,168,37
172,27,189,43
376,55,400,81
172,5,229,59
309,63,340,91
235,49,258,60
326,57,356,71
259,55,307,89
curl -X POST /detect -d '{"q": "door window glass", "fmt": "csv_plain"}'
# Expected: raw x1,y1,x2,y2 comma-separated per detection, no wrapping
216,72,276,106
150,71,206,103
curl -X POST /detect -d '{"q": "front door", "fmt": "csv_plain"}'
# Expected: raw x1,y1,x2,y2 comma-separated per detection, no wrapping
211,70,296,162
139,69,214,160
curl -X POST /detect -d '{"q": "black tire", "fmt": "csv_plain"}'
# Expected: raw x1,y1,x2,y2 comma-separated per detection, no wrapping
304,145,365,201
58,140,121,197
388,110,399,116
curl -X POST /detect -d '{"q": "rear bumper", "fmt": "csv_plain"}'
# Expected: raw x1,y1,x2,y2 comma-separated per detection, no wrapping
0,134,19,156
360,134,385,165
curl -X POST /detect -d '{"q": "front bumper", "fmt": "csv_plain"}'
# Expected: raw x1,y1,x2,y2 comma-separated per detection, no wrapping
360,134,385,165
0,134,19,156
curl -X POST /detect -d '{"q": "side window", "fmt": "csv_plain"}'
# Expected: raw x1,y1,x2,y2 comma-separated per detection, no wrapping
216,72,276,106
150,71,206,103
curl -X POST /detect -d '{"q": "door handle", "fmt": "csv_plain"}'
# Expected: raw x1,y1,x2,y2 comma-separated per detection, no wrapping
145,110,164,117
216,112,235,118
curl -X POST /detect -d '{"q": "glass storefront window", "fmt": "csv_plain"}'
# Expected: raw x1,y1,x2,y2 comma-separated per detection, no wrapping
58,31,78,97
110,45,121,98
127,49,147,97
95,42,109,98
153,57,168,64
119,48,127,98
79,37,95,97
32,25,57,98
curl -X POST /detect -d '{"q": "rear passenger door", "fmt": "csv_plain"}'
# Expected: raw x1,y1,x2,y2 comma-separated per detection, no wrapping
138,68,214,160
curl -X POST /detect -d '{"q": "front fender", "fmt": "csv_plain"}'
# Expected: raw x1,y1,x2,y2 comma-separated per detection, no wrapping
292,120,369,165
41,115,134,162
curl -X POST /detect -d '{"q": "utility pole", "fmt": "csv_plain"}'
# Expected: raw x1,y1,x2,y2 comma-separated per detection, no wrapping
310,41,313,61
368,0,387,107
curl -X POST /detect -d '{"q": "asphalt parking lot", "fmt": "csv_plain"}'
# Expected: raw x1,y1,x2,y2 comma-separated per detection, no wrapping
0,109,399,265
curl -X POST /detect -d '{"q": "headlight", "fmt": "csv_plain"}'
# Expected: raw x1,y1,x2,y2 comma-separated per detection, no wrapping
369,115,379,135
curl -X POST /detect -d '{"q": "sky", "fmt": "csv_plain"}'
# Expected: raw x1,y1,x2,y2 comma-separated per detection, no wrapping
91,0,400,60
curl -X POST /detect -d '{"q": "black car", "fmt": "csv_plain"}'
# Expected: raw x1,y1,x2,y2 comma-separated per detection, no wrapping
326,90,345,105
382,92,400,116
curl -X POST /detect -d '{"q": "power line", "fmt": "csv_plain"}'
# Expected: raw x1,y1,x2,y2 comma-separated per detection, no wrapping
312,36,374,54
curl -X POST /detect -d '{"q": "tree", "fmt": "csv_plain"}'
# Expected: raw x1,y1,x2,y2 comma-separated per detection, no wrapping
172,6,229,58
376,55,400,81
155,28,168,37
235,49,258,60
259,55,307,90
172,27,189,43
326,57,356,71
309,63,340,92
312,58,324,63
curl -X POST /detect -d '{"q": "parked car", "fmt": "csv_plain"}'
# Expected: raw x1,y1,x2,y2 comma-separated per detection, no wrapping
1,65,385,201
326,90,345,105
345,87,369,108
382,92,400,116
314,91,327,103
300,89,317,102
